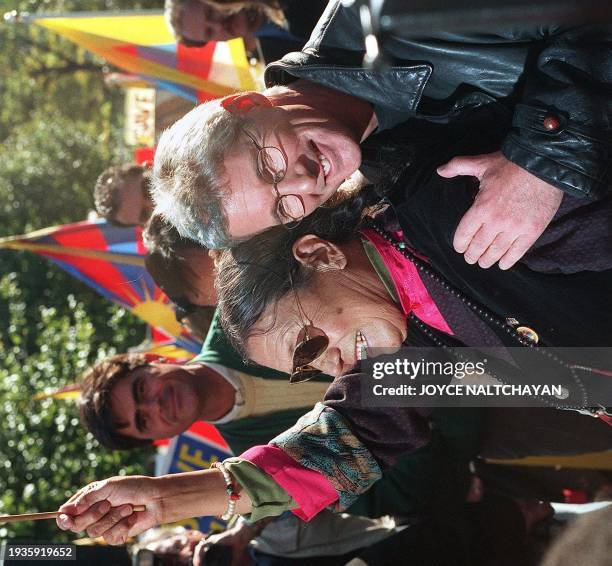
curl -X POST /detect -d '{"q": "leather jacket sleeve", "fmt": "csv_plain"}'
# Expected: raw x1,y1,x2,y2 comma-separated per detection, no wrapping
500,26,612,199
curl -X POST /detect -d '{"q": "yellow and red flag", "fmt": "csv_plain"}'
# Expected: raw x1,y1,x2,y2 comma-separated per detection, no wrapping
30,11,259,102
0,219,201,356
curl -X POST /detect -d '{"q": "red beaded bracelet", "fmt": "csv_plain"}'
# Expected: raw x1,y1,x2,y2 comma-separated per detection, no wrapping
212,461,240,520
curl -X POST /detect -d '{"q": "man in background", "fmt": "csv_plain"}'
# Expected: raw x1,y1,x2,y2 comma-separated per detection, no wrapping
164,0,327,62
94,163,154,227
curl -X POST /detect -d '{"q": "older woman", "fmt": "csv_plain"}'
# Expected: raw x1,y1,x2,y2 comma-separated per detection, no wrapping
56,189,611,550
217,194,612,372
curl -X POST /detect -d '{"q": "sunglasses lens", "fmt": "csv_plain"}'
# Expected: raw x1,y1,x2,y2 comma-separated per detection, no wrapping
293,334,328,368
290,366,322,383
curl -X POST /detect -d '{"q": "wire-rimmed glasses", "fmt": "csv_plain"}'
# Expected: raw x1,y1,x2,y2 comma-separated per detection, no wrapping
242,129,306,227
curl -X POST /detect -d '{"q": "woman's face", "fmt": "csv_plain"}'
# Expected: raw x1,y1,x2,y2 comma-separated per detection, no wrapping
246,271,408,377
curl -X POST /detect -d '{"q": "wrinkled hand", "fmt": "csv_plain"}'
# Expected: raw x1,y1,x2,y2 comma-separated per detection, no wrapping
56,476,163,545
437,151,563,269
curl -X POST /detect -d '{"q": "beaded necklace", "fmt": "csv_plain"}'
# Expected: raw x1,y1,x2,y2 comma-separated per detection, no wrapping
368,221,591,412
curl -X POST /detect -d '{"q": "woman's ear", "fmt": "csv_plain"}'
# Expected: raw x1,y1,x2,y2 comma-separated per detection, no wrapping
292,235,347,271
220,92,273,115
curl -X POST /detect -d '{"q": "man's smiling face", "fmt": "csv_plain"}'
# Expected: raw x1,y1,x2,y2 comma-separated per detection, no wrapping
222,103,362,240
109,363,202,440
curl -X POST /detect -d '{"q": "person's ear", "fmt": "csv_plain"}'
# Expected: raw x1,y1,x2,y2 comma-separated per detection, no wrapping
221,92,273,115
292,235,347,271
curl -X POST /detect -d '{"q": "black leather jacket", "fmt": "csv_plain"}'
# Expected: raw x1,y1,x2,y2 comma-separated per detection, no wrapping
265,1,612,199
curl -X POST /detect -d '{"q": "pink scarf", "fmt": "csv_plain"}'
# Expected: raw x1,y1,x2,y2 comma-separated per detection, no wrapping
361,228,453,335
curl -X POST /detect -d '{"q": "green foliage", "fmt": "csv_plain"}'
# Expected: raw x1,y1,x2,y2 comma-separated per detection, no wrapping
0,0,165,541
0,274,152,542
1,115,102,234
0,109,144,354
0,0,162,142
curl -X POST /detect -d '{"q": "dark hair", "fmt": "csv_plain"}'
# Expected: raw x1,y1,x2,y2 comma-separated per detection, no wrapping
79,353,153,450
216,189,382,358
143,213,195,258
94,164,147,226
144,215,217,338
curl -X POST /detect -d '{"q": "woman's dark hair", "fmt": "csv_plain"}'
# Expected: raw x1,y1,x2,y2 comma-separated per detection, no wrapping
144,215,202,300
216,189,382,358
143,214,199,258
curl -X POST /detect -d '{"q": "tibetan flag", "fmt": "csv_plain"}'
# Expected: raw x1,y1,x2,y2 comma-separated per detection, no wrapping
31,11,259,102
0,219,201,354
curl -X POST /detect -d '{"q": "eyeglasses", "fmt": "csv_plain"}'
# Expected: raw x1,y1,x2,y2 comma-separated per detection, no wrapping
242,129,306,226
288,279,329,384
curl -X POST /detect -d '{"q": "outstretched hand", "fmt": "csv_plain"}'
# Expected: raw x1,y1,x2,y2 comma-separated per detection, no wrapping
437,151,563,269
56,469,249,546
56,476,163,545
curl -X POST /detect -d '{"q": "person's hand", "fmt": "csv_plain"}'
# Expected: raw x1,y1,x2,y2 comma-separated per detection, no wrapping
437,152,563,269
56,476,163,545
146,530,206,564
193,522,256,566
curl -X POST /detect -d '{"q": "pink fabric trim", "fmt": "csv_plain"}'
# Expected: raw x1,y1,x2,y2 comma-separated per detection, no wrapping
361,228,454,335
241,445,338,521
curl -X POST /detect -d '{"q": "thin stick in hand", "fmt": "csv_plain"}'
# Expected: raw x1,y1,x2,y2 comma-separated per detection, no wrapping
0,505,146,524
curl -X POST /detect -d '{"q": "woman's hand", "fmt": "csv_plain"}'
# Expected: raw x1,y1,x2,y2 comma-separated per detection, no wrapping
56,469,252,545
56,475,163,544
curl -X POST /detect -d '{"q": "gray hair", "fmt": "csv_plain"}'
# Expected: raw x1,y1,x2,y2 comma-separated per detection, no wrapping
151,100,248,249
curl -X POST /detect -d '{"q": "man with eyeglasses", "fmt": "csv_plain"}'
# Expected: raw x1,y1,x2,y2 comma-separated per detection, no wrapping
152,1,611,271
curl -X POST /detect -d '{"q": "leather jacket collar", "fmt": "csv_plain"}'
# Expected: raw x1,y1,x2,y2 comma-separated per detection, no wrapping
265,49,432,130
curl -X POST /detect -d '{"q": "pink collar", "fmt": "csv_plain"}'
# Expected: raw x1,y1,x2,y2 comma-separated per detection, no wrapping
361,228,453,336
